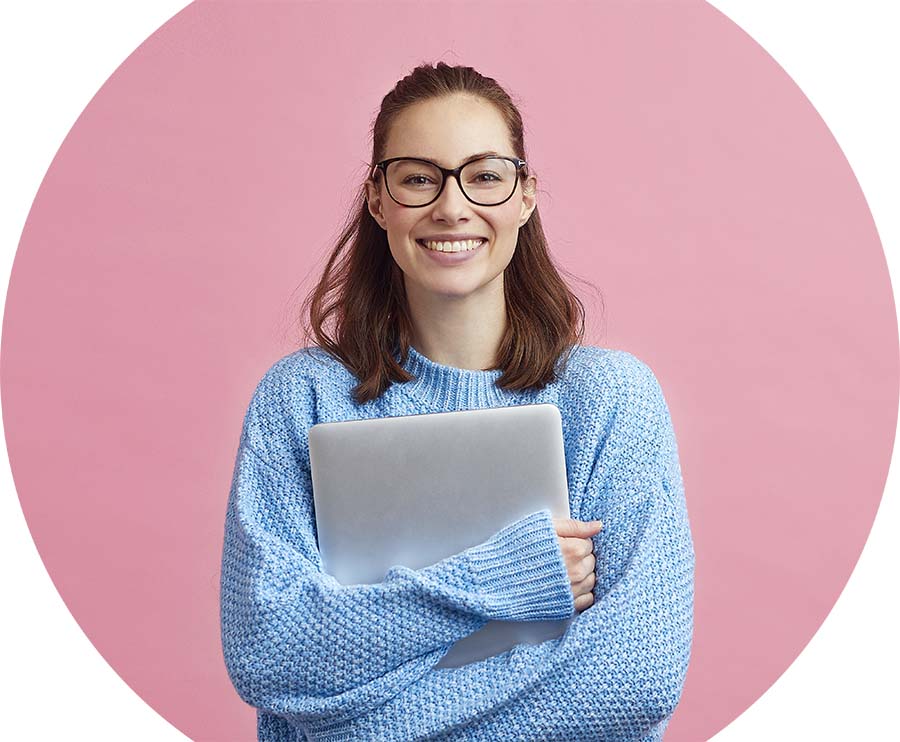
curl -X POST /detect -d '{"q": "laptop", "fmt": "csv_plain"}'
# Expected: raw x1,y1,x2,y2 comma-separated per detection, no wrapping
308,402,573,668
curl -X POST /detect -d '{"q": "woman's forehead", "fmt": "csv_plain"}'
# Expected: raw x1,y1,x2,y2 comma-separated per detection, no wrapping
382,95,515,164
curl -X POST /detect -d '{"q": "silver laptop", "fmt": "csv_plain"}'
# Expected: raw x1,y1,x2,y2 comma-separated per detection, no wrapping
308,403,573,668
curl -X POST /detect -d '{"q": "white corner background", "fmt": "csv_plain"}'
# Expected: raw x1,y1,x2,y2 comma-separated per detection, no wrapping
1,2,897,740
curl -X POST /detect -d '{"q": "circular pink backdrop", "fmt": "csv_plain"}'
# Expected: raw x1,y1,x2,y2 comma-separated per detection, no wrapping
2,2,897,740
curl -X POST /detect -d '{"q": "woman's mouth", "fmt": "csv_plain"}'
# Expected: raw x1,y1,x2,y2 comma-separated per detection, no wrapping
415,238,487,265
415,238,486,253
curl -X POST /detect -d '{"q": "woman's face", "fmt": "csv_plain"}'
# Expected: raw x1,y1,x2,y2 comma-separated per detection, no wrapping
366,94,536,305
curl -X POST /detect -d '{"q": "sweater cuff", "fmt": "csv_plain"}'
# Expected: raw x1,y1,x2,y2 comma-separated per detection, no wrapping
465,508,575,621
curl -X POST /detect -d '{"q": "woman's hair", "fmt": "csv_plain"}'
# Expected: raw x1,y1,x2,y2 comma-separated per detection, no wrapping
301,62,590,404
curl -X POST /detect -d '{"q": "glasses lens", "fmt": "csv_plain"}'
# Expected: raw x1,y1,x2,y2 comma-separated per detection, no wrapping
459,157,518,205
385,157,519,206
385,160,443,206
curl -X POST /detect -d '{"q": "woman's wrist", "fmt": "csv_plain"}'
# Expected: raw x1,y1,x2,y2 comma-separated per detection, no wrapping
466,509,575,621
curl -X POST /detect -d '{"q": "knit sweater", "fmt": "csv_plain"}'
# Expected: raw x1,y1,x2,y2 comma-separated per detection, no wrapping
220,344,694,742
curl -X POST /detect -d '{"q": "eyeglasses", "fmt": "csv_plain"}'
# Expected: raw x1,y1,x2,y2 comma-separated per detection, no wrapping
372,155,528,208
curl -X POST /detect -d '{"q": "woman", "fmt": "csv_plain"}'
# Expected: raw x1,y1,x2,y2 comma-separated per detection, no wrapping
220,62,694,741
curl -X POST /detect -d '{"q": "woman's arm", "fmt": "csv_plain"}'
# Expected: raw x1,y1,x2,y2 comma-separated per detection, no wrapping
466,354,694,740
219,367,575,730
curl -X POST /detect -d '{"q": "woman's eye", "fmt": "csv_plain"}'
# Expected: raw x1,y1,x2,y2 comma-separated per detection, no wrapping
471,172,501,183
402,175,435,186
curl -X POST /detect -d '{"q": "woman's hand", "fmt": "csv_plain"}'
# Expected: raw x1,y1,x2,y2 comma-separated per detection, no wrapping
551,517,603,612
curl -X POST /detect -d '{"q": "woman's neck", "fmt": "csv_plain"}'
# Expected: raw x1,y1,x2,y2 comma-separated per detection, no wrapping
405,279,507,371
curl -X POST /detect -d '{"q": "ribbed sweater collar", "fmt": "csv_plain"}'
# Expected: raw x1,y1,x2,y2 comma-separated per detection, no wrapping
397,345,515,410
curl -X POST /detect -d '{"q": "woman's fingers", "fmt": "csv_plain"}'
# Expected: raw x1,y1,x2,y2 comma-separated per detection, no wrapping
574,567,596,593
552,517,603,539
551,518,602,609
559,534,595,560
573,570,596,612
559,538,595,579
577,551,595,581
574,590,594,612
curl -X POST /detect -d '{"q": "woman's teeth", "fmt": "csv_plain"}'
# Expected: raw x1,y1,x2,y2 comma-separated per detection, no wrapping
419,239,485,253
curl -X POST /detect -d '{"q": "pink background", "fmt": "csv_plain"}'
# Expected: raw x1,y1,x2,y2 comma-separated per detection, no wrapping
1,2,897,740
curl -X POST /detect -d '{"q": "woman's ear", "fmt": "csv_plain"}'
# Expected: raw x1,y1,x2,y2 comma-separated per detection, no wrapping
365,179,387,230
519,174,537,227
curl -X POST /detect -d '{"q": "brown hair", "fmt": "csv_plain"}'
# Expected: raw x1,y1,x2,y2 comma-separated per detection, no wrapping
300,62,593,404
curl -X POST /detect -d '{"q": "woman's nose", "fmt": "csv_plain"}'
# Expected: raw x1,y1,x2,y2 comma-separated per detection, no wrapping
430,175,471,221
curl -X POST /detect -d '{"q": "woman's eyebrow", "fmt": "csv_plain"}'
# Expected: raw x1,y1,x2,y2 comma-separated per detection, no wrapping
462,150,501,162
411,151,503,167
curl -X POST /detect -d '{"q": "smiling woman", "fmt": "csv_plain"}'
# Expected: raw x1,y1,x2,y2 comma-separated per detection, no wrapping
302,64,586,393
219,62,694,742
364,93,537,364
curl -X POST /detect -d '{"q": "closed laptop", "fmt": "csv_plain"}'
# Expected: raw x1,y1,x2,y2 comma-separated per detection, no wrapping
308,403,572,668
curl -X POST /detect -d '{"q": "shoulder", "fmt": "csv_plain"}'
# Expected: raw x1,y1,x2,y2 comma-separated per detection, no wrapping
250,346,355,403
241,347,356,456
557,345,665,409
558,346,682,506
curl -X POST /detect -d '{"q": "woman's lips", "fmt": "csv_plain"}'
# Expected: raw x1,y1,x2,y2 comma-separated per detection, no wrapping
415,238,486,264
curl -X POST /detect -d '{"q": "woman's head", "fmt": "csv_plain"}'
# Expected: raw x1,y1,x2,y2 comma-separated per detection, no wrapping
302,62,588,404
365,92,537,306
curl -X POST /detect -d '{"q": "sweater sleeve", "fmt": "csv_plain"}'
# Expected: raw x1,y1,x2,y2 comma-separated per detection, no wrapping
482,352,695,739
471,353,694,740
299,352,694,741
218,362,575,731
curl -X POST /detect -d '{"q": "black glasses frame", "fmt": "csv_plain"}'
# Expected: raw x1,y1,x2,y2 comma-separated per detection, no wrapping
371,155,528,208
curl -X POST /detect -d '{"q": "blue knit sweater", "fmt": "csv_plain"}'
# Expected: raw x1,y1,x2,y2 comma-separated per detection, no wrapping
220,344,694,741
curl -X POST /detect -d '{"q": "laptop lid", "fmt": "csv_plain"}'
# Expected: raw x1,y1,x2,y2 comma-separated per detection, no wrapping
308,402,573,667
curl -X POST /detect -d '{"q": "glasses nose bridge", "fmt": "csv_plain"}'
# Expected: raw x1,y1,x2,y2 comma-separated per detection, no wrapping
435,164,469,205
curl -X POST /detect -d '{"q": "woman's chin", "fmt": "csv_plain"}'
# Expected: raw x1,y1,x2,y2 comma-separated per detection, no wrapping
403,269,504,304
